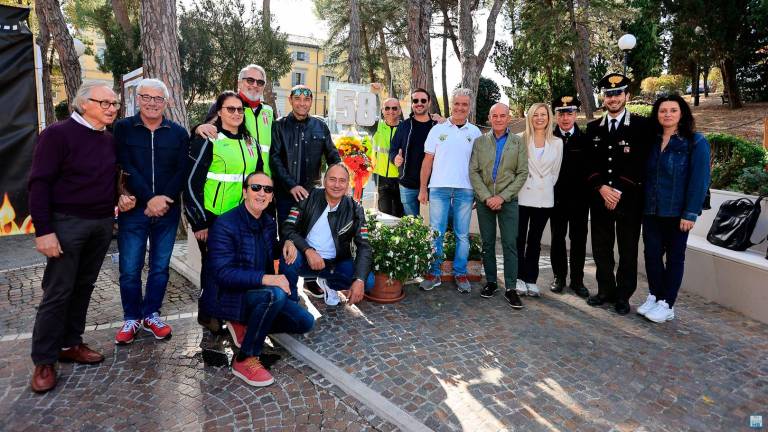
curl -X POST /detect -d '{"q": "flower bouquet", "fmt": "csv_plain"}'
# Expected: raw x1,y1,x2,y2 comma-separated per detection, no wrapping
335,134,374,202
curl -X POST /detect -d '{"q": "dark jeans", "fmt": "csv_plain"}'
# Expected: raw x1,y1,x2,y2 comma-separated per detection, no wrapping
590,196,642,302
550,197,589,284
642,215,689,307
280,253,356,297
517,206,552,283
376,176,404,217
118,206,180,320
476,199,519,287
196,211,218,317
31,214,113,365
240,286,314,357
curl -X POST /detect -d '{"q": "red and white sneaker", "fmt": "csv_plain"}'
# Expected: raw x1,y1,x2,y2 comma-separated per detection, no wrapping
142,313,172,340
115,320,141,345
226,321,246,348
232,356,274,387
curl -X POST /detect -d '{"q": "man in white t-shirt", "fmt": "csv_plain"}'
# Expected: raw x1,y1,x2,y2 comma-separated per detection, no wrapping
418,88,482,293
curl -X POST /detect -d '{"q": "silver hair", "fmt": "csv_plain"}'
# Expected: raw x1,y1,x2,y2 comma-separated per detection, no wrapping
452,87,473,100
136,78,170,99
238,64,268,81
73,81,114,113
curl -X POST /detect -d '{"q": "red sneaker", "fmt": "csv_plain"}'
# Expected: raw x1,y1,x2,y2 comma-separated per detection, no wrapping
232,357,274,387
225,321,246,348
142,313,172,340
115,320,141,345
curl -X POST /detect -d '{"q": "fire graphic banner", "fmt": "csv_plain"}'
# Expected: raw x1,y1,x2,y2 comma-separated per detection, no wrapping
0,6,38,236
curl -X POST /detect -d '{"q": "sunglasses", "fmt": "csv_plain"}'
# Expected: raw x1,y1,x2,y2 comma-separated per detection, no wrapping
242,77,266,86
248,184,274,193
222,106,244,114
290,88,313,97
383,106,400,111
604,90,625,97
412,98,428,104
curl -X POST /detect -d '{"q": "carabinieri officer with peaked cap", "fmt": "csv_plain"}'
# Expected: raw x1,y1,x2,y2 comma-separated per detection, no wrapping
549,93,591,298
584,73,652,315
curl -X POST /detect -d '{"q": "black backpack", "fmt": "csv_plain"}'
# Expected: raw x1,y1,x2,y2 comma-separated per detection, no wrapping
706,194,766,251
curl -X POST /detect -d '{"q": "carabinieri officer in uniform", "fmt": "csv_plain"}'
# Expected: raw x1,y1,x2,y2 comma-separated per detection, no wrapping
549,94,590,298
585,73,651,315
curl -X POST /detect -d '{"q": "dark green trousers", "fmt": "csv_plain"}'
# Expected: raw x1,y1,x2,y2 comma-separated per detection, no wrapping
476,199,519,288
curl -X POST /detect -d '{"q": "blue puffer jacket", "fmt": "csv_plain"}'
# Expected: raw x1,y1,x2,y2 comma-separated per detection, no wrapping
644,132,711,222
206,203,278,322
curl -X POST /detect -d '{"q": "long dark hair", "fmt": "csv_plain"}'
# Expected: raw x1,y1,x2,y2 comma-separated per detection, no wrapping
650,93,696,141
209,91,252,140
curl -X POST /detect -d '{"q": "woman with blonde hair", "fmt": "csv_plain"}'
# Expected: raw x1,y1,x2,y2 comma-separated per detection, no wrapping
515,103,563,297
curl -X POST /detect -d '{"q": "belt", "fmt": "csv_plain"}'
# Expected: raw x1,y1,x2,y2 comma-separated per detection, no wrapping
206,172,244,182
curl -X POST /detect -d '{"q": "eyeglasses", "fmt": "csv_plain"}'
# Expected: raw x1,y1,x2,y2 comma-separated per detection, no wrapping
290,88,313,97
604,90,625,97
248,184,274,193
242,77,266,86
412,98,428,104
222,106,245,114
137,94,166,104
89,98,121,109
383,106,400,111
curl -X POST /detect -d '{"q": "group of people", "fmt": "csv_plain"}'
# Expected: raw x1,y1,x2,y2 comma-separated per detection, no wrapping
25,62,710,393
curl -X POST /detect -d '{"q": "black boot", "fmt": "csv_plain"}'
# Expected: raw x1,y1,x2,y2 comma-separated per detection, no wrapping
569,280,590,298
550,276,566,293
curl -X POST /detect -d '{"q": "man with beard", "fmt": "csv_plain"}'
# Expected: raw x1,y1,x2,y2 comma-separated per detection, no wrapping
585,73,651,315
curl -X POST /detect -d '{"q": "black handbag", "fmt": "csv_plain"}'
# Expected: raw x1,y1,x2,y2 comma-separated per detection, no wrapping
706,194,766,251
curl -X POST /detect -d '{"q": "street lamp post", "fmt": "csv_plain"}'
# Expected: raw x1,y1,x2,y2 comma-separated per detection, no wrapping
618,34,636,76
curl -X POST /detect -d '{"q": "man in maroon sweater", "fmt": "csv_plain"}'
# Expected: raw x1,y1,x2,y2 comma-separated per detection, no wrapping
27,82,135,393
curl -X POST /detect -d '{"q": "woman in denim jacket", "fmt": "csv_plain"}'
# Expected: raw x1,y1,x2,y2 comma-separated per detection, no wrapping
639,94,710,323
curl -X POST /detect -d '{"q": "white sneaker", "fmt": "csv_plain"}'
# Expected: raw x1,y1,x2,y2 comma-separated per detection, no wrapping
645,300,675,323
637,294,657,316
317,278,340,306
515,279,527,296
525,282,541,297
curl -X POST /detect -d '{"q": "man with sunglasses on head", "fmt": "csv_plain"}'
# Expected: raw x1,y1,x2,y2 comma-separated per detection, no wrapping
112,78,189,345
195,64,274,175
388,88,439,216
585,73,652,315
270,85,341,226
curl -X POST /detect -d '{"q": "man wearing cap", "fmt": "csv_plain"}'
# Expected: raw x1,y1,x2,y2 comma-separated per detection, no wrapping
585,73,651,315
549,94,590,298
270,85,341,226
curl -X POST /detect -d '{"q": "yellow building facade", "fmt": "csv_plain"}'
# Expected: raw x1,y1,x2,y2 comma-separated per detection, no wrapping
272,34,336,118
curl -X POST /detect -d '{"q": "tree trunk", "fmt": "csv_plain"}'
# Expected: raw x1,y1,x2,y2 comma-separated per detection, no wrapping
140,0,189,129
567,0,595,118
348,0,362,83
360,21,377,83
378,29,395,98
261,0,277,115
36,0,82,111
720,58,742,109
112,0,133,35
35,6,55,126
702,66,709,97
442,20,450,118
691,62,700,107
406,0,438,113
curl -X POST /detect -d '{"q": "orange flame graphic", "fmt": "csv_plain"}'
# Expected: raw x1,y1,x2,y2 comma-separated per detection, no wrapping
0,193,35,236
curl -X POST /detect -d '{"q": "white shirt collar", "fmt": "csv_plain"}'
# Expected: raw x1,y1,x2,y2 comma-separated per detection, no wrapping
71,111,105,131
607,109,626,122
559,126,575,135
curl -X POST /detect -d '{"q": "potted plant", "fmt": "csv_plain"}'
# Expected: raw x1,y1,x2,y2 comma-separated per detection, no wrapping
365,213,437,303
440,231,484,281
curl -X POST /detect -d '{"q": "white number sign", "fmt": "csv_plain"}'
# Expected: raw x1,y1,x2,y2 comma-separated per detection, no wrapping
333,86,377,127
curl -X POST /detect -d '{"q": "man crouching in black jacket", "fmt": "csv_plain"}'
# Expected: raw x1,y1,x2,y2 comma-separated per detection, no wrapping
279,164,372,306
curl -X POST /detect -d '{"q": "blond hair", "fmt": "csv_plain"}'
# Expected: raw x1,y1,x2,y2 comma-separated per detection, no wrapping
522,103,555,145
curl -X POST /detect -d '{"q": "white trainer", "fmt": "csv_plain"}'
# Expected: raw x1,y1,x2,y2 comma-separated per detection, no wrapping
317,278,340,306
645,300,675,323
525,282,541,297
515,279,527,296
637,294,657,316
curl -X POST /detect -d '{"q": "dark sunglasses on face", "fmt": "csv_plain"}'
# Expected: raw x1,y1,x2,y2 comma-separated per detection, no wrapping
412,98,428,104
242,77,266,86
383,106,400,111
248,184,274,193
222,106,244,114
137,94,166,104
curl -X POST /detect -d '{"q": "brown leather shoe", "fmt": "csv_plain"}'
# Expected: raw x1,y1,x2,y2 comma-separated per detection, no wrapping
31,364,56,393
58,343,105,364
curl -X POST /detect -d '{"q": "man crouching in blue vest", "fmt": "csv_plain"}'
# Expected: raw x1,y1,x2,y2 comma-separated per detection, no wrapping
207,172,314,387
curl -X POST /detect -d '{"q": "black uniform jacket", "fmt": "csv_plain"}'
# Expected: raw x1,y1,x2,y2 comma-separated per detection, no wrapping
553,124,590,206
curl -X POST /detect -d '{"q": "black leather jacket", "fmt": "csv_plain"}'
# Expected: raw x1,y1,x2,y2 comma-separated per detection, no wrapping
282,188,372,281
269,113,341,199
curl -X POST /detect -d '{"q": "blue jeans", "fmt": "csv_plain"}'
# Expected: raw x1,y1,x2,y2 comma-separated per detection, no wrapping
429,187,474,276
399,185,420,217
240,287,314,357
280,252,373,295
118,206,180,320
642,215,689,307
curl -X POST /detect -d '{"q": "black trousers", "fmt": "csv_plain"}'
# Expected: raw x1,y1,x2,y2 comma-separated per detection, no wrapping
377,176,404,218
31,214,113,365
517,205,551,283
589,195,642,302
550,196,589,284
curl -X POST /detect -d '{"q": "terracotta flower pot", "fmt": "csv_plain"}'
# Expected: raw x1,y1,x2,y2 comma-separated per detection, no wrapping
438,260,484,282
365,273,405,304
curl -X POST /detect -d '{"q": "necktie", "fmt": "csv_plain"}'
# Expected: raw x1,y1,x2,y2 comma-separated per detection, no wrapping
610,119,618,133
564,132,571,139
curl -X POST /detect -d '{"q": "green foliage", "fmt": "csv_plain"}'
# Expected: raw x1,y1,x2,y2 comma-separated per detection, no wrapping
707,133,768,191
626,104,652,117
624,0,663,94
474,77,501,126
735,166,768,196
366,213,437,282
54,101,70,121
640,74,687,94
442,231,483,262
187,102,213,127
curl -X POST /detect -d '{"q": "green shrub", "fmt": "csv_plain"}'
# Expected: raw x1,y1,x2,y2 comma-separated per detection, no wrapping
366,213,437,282
187,101,213,127
54,100,69,121
735,166,768,196
707,133,767,190
442,231,483,261
640,74,687,94
626,104,652,117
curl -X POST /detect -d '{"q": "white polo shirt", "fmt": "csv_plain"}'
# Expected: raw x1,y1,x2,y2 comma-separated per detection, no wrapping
424,119,482,189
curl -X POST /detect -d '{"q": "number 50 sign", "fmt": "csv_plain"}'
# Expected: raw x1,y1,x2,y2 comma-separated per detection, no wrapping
328,82,378,130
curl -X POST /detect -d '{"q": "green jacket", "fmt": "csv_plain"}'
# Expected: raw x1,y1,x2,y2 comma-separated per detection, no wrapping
243,104,273,176
204,133,261,216
371,121,399,178
469,130,528,202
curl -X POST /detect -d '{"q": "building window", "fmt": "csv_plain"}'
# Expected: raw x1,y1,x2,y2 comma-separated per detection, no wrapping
294,51,308,62
292,72,306,86
320,75,335,92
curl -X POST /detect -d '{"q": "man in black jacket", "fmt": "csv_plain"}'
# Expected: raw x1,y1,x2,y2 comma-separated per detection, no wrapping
549,94,590,298
269,85,341,225
585,73,651,315
279,164,372,306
